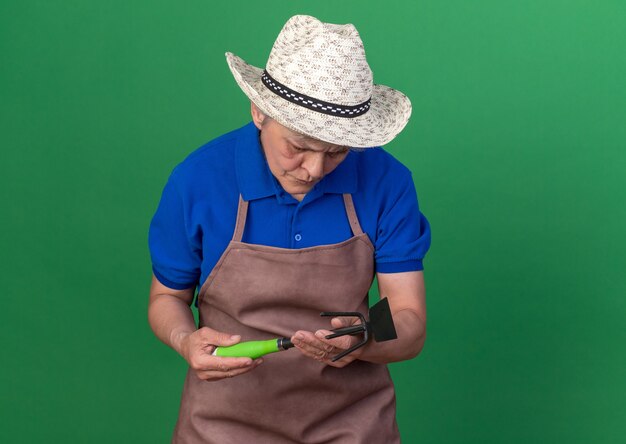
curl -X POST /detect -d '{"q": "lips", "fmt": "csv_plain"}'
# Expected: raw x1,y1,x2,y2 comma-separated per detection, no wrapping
290,175,314,185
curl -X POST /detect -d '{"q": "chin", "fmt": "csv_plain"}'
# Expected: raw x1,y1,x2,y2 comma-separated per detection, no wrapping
289,186,311,194
287,184,313,194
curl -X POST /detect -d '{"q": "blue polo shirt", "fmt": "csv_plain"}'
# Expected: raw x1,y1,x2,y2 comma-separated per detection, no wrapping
149,121,430,290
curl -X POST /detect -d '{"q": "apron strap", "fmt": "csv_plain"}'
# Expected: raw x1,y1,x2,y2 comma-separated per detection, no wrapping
233,194,249,242
343,194,364,236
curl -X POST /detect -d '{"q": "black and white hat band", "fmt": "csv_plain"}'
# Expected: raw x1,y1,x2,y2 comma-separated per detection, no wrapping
225,15,412,147
261,70,371,118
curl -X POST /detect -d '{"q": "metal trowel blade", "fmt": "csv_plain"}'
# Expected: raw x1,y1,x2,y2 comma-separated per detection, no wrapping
368,297,398,342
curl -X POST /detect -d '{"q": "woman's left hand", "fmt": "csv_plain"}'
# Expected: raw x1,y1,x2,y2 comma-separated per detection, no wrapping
291,316,364,368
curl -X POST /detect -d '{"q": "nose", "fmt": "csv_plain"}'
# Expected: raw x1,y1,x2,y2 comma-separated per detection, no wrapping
304,152,325,180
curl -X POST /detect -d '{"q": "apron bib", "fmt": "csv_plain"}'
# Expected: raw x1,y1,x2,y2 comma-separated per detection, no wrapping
173,194,400,444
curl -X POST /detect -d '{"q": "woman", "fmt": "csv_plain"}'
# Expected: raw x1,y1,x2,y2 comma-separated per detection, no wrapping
148,15,431,443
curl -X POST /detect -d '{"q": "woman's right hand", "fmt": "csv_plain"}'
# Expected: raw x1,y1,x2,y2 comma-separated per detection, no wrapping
179,327,263,381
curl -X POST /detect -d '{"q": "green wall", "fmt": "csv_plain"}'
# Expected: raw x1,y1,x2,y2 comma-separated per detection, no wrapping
2,1,625,442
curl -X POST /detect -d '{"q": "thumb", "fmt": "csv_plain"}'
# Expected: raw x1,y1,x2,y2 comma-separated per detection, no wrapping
213,332,242,347
199,327,241,347
331,316,359,329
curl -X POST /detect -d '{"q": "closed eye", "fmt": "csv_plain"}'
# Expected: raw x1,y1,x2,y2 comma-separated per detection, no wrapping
327,150,349,158
289,144,307,153
291,143,348,158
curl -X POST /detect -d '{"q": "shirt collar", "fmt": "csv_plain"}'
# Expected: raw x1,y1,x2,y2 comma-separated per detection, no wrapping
235,121,358,201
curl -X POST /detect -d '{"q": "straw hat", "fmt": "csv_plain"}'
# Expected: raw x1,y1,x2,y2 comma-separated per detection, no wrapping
225,15,412,148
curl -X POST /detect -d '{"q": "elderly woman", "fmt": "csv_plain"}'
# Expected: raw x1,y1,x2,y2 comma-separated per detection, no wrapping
148,15,431,443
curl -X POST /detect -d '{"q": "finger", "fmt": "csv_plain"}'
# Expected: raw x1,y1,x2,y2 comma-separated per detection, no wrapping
207,355,256,370
197,327,242,347
315,329,356,350
293,331,334,352
198,360,262,381
325,354,356,368
315,330,362,366
192,354,256,372
330,317,351,329
292,331,336,360
330,316,361,329
330,317,346,329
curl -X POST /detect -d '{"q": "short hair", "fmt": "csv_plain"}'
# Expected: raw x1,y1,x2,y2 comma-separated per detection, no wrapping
261,115,272,126
257,107,364,151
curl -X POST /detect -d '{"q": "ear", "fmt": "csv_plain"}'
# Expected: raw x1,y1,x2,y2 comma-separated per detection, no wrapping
250,102,266,130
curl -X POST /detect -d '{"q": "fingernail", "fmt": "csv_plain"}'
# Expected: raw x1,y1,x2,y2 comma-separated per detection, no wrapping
295,333,304,340
230,335,240,340
315,331,325,338
256,359,264,365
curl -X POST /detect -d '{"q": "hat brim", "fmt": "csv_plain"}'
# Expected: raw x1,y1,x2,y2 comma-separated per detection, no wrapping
226,52,412,148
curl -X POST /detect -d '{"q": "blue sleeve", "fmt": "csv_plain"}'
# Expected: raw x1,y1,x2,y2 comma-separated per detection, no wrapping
148,171,201,289
374,169,431,273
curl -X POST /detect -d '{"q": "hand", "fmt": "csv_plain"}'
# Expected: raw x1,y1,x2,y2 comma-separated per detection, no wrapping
179,327,263,381
291,316,364,368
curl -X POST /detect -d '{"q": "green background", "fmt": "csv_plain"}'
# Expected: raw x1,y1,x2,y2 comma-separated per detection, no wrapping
2,1,625,442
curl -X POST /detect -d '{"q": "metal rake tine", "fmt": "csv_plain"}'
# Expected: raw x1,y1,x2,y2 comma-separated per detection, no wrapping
325,325,366,339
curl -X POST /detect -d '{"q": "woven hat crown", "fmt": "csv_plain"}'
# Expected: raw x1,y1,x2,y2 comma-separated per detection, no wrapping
266,15,373,106
225,14,412,147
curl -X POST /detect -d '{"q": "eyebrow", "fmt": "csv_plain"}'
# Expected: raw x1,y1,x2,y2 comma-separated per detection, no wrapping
289,136,349,153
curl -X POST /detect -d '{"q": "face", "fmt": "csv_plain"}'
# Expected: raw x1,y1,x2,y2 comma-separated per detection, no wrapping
251,104,350,200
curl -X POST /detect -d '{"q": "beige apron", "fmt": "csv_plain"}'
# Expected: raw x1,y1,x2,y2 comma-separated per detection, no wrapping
173,194,400,443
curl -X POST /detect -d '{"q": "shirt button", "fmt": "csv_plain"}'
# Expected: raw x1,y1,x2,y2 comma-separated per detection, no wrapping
294,233,302,242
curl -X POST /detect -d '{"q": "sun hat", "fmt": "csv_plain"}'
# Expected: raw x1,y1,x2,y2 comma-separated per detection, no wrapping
225,15,412,148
